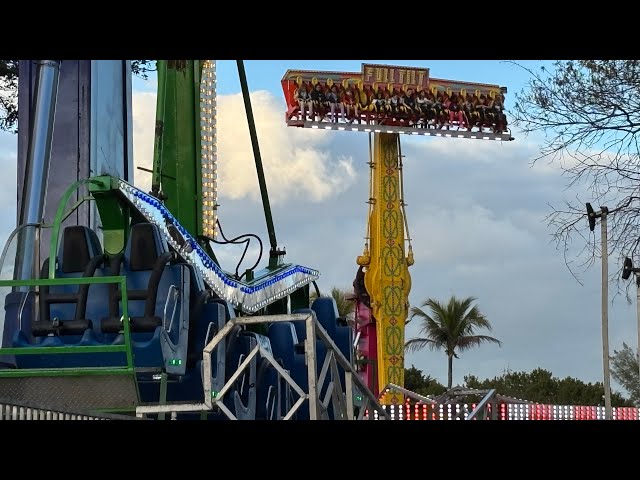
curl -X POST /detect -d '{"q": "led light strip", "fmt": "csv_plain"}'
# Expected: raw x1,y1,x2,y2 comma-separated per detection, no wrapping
372,403,640,420
415,403,640,420
118,180,320,314
289,120,513,141
201,60,217,239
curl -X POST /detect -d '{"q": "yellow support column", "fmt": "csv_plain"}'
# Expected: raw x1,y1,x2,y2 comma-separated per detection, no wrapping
359,132,412,405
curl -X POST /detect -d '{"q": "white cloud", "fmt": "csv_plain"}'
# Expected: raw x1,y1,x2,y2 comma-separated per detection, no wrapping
410,203,538,266
131,89,358,205
218,90,359,204
131,92,156,193
0,131,17,247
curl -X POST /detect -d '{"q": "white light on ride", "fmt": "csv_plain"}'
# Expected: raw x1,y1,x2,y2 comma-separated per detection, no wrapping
117,180,319,314
200,60,218,239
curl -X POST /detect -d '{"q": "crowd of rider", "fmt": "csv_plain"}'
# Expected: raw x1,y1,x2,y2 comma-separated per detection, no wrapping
295,82,508,133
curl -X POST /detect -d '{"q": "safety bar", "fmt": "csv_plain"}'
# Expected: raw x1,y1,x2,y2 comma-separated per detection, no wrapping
18,290,36,332
162,284,179,332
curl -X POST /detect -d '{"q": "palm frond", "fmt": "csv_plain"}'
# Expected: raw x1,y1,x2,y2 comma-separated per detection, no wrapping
406,295,499,358
462,305,493,332
456,334,502,352
424,299,448,323
405,337,441,353
328,287,355,316
409,306,430,322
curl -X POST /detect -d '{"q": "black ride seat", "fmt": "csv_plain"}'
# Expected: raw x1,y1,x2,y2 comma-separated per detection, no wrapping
34,226,106,337
101,223,176,334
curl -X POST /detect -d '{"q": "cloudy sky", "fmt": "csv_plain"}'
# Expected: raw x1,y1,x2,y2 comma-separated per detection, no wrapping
0,60,637,395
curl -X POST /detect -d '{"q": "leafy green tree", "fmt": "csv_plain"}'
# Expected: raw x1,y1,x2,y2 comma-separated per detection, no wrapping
0,60,18,132
404,365,446,398
0,60,154,133
465,367,632,406
511,60,640,285
610,342,639,405
405,296,501,389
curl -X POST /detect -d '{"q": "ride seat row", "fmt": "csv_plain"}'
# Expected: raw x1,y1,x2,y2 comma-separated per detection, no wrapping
9,223,191,370
3,222,353,419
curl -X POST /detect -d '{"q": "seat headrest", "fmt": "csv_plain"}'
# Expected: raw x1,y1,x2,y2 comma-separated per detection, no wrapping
311,297,339,318
268,322,299,345
125,223,169,272
58,226,103,274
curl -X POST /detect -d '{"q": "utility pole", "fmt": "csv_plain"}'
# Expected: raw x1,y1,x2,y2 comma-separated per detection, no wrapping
587,203,612,420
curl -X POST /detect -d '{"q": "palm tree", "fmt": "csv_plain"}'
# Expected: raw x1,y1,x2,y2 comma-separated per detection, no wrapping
405,296,501,389
329,287,356,323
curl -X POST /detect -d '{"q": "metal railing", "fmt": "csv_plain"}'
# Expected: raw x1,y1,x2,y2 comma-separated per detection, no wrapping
379,383,436,404
135,312,390,420
466,389,497,420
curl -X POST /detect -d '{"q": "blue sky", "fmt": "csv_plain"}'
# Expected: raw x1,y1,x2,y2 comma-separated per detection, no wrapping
1,60,636,398
133,59,551,102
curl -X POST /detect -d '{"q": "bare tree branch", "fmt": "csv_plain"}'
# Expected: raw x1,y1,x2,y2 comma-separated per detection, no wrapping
511,60,640,296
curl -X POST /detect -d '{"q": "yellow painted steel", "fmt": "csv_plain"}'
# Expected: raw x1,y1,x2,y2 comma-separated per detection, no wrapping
357,132,412,405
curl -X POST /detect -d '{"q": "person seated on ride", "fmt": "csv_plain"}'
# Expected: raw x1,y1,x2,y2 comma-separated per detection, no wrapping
467,94,481,130
356,86,372,122
481,94,496,127
463,93,475,130
415,90,429,126
352,87,365,124
342,87,357,123
411,91,423,122
432,92,443,127
363,84,376,105
360,85,375,123
368,92,378,112
309,83,328,121
296,83,313,121
399,88,415,122
388,90,401,119
370,91,384,120
371,89,384,125
475,94,489,128
326,85,345,123
413,92,423,115
448,93,465,129
382,91,393,118
439,93,451,128
423,91,437,126
456,94,469,130
338,84,349,117
493,93,508,133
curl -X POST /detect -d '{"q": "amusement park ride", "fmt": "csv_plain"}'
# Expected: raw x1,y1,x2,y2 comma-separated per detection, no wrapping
1,60,635,421
281,64,512,404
